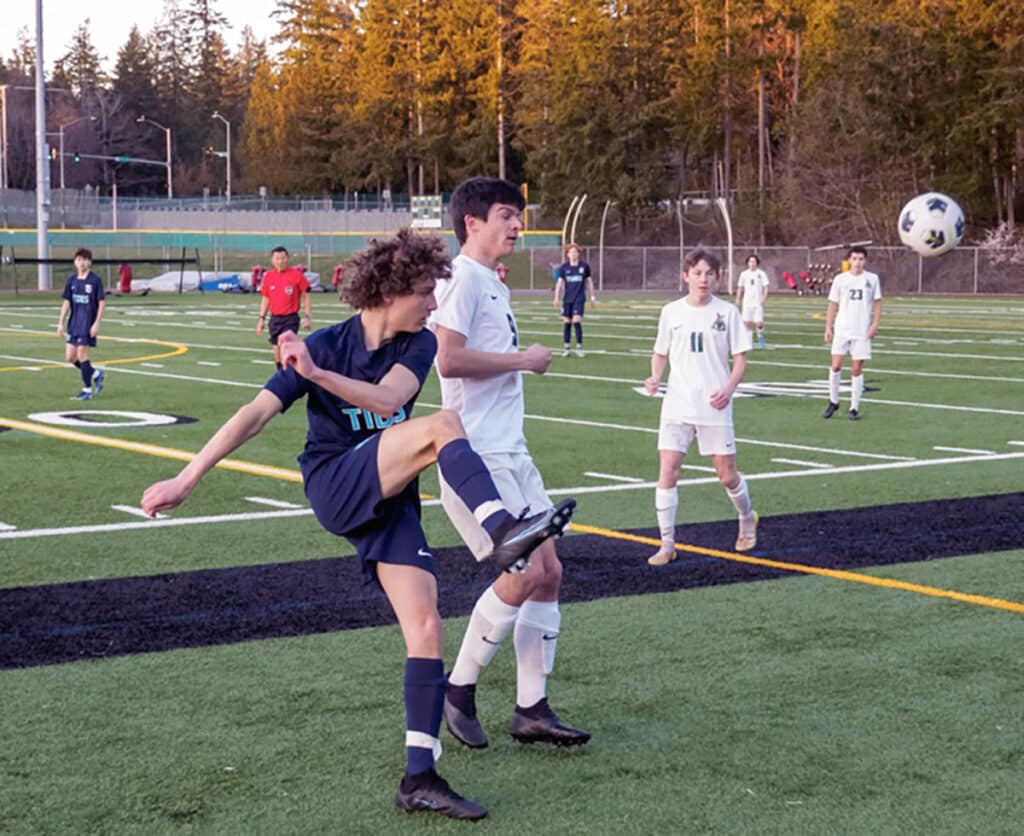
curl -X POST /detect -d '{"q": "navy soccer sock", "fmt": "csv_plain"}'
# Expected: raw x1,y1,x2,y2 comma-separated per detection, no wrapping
437,438,512,538
574,322,583,346
80,360,94,388
563,323,571,344
404,657,445,776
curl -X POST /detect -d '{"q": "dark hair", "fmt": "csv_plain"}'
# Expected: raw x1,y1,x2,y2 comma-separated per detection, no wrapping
746,253,761,265
683,248,721,274
73,248,93,260
342,228,450,310
450,177,525,245
271,246,289,256
847,245,867,259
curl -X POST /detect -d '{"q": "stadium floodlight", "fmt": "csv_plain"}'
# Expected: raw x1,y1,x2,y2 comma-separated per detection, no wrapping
211,111,231,203
136,115,174,199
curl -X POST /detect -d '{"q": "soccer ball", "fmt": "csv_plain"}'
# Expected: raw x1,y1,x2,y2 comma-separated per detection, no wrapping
898,192,965,256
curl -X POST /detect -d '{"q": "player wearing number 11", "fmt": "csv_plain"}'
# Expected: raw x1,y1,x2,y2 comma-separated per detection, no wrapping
645,249,757,566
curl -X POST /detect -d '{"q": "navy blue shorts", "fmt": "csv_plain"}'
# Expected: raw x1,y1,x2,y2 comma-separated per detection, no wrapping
66,333,97,347
562,300,585,318
303,433,435,586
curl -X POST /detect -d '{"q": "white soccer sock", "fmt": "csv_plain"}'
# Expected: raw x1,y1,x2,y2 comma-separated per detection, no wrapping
851,374,865,410
829,369,842,403
726,476,753,519
448,585,520,687
513,600,560,708
655,487,678,549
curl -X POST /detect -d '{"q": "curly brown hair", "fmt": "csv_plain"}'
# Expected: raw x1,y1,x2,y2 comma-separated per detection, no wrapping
341,229,451,310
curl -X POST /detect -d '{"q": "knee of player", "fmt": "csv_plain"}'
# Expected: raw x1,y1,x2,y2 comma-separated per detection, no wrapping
530,544,563,594
716,462,739,486
432,408,466,440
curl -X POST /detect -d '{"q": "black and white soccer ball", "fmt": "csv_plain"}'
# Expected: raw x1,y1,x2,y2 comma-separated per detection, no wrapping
898,192,965,256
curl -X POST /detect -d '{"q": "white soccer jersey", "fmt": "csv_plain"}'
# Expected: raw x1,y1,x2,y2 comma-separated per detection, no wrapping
738,268,769,310
828,270,882,338
654,295,751,427
430,254,527,454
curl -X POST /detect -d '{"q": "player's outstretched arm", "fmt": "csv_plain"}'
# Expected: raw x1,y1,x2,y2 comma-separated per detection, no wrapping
435,325,551,377
141,389,283,516
277,331,419,415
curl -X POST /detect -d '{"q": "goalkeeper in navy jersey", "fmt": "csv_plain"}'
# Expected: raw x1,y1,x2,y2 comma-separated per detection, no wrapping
141,229,575,821
56,248,106,400
552,243,597,357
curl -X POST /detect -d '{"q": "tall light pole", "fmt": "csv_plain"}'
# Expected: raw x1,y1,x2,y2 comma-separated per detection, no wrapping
136,115,173,199
57,115,96,190
211,111,231,203
0,84,9,191
34,0,50,290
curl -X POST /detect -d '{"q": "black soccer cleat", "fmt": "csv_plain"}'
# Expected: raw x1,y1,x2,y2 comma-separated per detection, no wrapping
509,698,591,747
444,683,489,749
490,498,576,573
395,769,488,820
848,408,860,421
821,401,839,419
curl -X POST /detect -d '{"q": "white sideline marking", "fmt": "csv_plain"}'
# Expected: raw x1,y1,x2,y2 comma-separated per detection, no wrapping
196,361,221,367
584,471,645,483
251,359,276,365
4,452,1022,541
140,362,164,368
0,522,16,531
1009,441,1024,447
771,457,832,469
112,504,165,519
933,445,997,456
245,496,306,509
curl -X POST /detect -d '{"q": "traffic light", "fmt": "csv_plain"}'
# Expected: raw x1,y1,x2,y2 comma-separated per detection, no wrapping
73,151,81,163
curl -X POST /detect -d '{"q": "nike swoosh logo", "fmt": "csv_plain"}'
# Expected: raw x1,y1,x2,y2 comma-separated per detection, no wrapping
542,634,558,641
490,295,498,300
481,636,501,645
413,798,441,810
417,548,432,558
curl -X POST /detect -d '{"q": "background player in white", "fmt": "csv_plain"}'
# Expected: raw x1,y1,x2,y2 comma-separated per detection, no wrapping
822,246,883,421
645,248,757,566
735,254,769,349
432,177,590,749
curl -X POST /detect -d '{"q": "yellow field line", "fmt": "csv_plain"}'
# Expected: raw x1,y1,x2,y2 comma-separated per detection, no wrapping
0,330,188,371
569,521,1024,615
0,416,303,482
0,415,438,499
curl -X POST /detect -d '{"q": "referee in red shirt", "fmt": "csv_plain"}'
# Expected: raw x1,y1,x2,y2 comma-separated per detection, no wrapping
256,246,312,367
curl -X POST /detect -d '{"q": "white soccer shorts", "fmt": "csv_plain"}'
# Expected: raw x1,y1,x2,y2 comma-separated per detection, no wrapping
657,421,737,457
742,305,764,324
831,335,872,360
440,450,552,561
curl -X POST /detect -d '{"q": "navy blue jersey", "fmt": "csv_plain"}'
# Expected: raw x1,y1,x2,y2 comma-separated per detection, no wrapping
264,314,437,476
557,262,591,304
61,273,105,335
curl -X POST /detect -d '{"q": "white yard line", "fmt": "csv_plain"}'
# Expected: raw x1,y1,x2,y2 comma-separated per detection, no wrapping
933,445,997,456
196,361,221,367
245,496,307,509
583,471,646,483
771,457,833,469
4,451,1022,541
111,504,165,519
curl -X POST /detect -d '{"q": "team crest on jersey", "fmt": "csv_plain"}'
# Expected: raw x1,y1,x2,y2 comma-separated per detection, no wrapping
85,285,93,294
712,313,726,332
285,286,293,295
